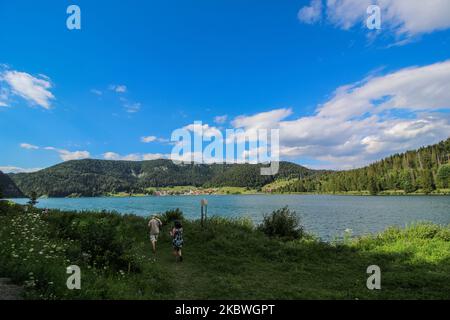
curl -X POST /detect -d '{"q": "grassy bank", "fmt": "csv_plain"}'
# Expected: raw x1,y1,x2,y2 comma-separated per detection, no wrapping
1,201,450,300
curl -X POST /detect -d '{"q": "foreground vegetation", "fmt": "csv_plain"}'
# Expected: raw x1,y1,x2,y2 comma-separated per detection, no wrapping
1,201,450,299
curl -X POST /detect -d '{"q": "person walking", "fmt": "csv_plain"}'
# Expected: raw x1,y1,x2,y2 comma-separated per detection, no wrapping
148,215,162,255
170,220,184,262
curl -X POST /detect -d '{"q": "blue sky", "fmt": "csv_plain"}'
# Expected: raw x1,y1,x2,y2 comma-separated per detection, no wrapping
1,0,450,172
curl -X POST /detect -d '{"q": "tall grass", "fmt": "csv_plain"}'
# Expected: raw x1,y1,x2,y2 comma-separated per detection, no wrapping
1,201,450,300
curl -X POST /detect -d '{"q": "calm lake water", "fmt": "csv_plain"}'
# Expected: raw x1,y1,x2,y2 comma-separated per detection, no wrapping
11,195,450,241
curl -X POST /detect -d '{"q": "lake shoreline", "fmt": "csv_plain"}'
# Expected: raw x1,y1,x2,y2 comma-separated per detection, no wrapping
9,189,450,200
8,194,450,242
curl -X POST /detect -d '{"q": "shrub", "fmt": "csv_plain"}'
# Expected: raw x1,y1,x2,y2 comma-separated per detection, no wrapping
43,211,139,272
161,208,184,224
258,206,304,240
405,223,442,240
0,201,24,216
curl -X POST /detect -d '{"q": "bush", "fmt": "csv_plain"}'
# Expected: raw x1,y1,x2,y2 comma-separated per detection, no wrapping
404,223,442,240
0,200,24,216
258,206,304,240
43,211,140,272
161,208,184,224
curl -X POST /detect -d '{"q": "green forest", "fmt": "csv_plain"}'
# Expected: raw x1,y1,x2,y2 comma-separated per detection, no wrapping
2,138,450,198
7,160,319,198
276,138,450,195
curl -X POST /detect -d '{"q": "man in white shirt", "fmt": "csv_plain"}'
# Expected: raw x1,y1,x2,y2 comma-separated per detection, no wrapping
148,215,162,255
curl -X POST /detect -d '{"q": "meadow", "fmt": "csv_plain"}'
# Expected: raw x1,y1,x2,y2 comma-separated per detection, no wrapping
1,200,450,300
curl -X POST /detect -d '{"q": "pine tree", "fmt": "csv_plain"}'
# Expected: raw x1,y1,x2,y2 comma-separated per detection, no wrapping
401,171,416,194
437,164,450,188
420,169,435,194
368,176,379,195
27,191,38,207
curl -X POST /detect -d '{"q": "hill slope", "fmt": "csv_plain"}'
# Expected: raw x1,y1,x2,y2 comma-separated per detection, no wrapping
0,171,24,198
276,138,450,194
9,159,320,197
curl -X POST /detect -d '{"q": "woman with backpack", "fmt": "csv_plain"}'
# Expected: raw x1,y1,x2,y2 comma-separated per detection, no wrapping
170,220,184,262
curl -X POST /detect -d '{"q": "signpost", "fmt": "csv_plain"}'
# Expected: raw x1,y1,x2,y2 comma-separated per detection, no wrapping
201,199,208,228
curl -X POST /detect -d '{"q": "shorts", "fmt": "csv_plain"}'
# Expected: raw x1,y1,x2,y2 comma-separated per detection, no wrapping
150,234,159,242
172,239,183,250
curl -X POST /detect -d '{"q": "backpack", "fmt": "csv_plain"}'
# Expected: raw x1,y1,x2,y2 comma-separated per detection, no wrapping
173,228,184,247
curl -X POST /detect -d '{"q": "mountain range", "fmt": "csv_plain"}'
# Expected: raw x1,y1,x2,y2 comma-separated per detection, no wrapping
6,160,320,197
2,138,449,198
0,171,24,198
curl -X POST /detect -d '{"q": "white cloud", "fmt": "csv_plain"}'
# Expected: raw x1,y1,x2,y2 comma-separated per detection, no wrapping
231,60,450,169
141,136,157,143
19,143,89,162
1,70,55,109
142,153,167,161
214,115,228,124
298,0,323,24
44,147,90,161
232,108,292,130
103,152,121,160
0,166,42,174
0,87,9,107
317,60,450,119
124,102,141,113
299,0,450,40
120,154,142,161
20,143,39,150
183,123,223,139
109,85,127,93
91,89,103,96
103,152,166,161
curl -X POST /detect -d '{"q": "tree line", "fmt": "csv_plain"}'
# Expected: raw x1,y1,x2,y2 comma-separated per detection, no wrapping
276,138,450,195
9,159,318,198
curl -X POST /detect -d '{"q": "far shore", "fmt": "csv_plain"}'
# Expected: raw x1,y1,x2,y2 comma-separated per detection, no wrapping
9,188,450,200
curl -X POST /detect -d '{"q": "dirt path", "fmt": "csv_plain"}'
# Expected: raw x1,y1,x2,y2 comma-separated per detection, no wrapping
0,278,23,300
150,240,210,299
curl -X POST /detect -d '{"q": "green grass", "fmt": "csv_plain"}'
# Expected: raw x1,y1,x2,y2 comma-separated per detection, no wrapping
1,200,450,300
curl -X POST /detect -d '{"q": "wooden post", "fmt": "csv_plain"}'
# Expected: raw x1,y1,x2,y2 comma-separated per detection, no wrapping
201,205,204,228
201,199,208,228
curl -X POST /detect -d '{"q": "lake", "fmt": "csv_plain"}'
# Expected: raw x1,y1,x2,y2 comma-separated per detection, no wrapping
11,195,450,241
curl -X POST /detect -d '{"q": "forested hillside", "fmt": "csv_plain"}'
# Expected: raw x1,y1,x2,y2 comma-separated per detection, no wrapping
205,162,322,188
9,159,318,197
0,171,24,198
277,138,450,194
8,138,450,197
